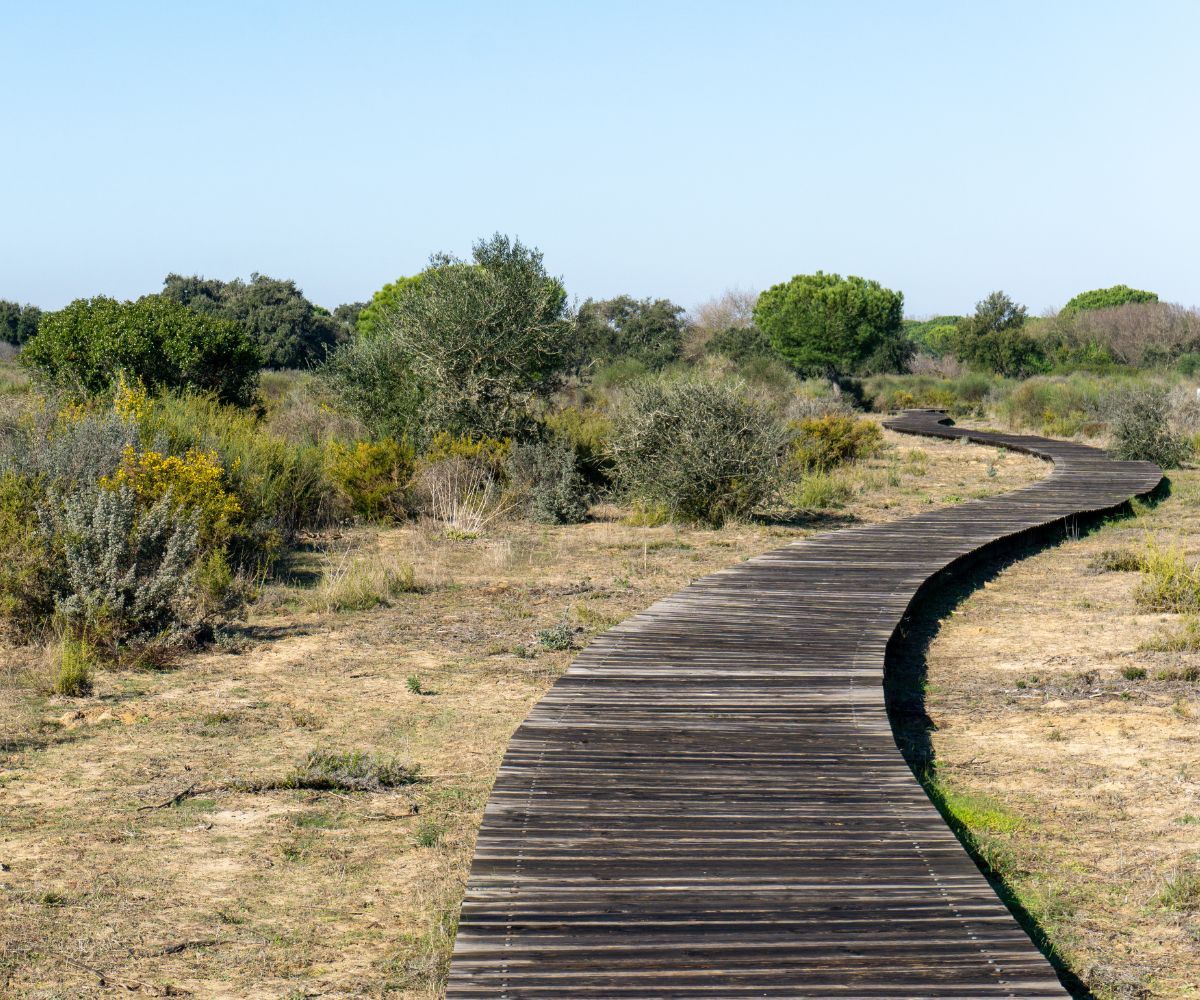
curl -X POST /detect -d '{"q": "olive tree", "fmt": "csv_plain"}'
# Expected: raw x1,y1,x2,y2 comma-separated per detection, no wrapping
332,233,570,442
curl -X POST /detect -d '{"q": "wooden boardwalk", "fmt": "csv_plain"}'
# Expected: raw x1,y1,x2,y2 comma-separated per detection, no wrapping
446,411,1162,999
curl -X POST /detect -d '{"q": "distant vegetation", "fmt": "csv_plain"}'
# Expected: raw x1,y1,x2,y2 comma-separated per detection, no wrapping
3,238,1199,677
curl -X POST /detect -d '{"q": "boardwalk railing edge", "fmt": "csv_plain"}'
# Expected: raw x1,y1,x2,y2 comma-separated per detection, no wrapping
445,409,1164,999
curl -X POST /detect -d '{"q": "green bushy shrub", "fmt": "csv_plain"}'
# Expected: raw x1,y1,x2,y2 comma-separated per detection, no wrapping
862,373,1009,416
998,375,1106,435
144,393,334,557
705,325,776,364
542,405,613,486
788,415,883,471
326,438,415,521
22,296,260,406
610,377,787,526
0,472,61,640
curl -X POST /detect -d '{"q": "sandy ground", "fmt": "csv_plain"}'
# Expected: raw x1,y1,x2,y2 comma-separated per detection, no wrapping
0,429,1049,998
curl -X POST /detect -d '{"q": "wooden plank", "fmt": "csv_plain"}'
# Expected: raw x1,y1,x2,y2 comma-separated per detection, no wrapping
445,410,1163,998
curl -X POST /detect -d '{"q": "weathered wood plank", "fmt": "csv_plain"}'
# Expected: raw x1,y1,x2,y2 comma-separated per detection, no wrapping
445,410,1162,998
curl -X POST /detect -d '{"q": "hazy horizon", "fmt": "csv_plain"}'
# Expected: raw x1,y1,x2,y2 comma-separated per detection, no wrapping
4,1,1199,316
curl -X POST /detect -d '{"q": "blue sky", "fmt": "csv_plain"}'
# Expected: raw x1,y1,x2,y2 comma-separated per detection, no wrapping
3,1,1198,316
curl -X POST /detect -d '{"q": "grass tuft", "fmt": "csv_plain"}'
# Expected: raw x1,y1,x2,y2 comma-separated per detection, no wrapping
286,749,419,792
536,621,575,650
52,635,95,697
1089,548,1143,573
790,470,854,511
310,552,418,613
1140,616,1200,653
1155,867,1200,912
1134,538,1200,613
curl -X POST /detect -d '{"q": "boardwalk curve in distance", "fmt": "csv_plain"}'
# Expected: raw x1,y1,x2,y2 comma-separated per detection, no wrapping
446,410,1163,999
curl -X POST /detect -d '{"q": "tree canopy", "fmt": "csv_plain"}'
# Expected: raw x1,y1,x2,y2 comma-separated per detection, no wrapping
752,272,907,376
355,275,425,338
951,291,1047,377
22,296,261,405
1061,285,1158,315
0,301,42,345
572,295,685,371
161,272,343,369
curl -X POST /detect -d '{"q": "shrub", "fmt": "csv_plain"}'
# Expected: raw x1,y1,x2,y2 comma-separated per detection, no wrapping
52,634,95,697
1104,383,1190,467
144,393,334,557
1135,539,1200,613
413,456,510,537
610,377,787,526
542,406,613,485
101,445,241,544
331,234,571,440
44,486,200,654
862,373,1009,416
326,438,415,521
507,439,590,524
705,325,777,364
423,432,510,475
0,472,60,640
319,330,424,442
788,415,883,472
572,295,685,371
998,375,1105,434
161,271,342,370
22,296,260,406
1090,548,1142,572
536,620,575,650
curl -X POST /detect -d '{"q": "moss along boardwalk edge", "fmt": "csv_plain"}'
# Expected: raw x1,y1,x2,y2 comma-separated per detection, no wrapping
445,410,1163,998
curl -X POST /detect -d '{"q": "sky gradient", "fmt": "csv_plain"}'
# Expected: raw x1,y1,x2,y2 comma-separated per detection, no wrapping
4,1,1199,316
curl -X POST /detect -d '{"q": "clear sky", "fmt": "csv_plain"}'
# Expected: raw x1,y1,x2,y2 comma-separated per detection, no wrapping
4,1,1199,317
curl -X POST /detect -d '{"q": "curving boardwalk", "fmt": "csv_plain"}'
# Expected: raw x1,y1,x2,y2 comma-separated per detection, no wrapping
446,411,1162,999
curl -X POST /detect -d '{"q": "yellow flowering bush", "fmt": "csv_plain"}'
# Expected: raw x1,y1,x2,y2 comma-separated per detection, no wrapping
112,375,151,426
102,445,241,542
423,431,510,473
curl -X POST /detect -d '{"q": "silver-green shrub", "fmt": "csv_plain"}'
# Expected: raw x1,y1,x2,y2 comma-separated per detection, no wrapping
41,486,199,650
1104,383,1190,468
507,439,590,524
610,376,788,526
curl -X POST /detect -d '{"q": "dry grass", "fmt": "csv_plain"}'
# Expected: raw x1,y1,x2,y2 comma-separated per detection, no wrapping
916,469,1200,999
0,428,1045,998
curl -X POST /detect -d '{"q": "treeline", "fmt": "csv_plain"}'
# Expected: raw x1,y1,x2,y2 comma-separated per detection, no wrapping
9,269,1198,391
905,284,1200,378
